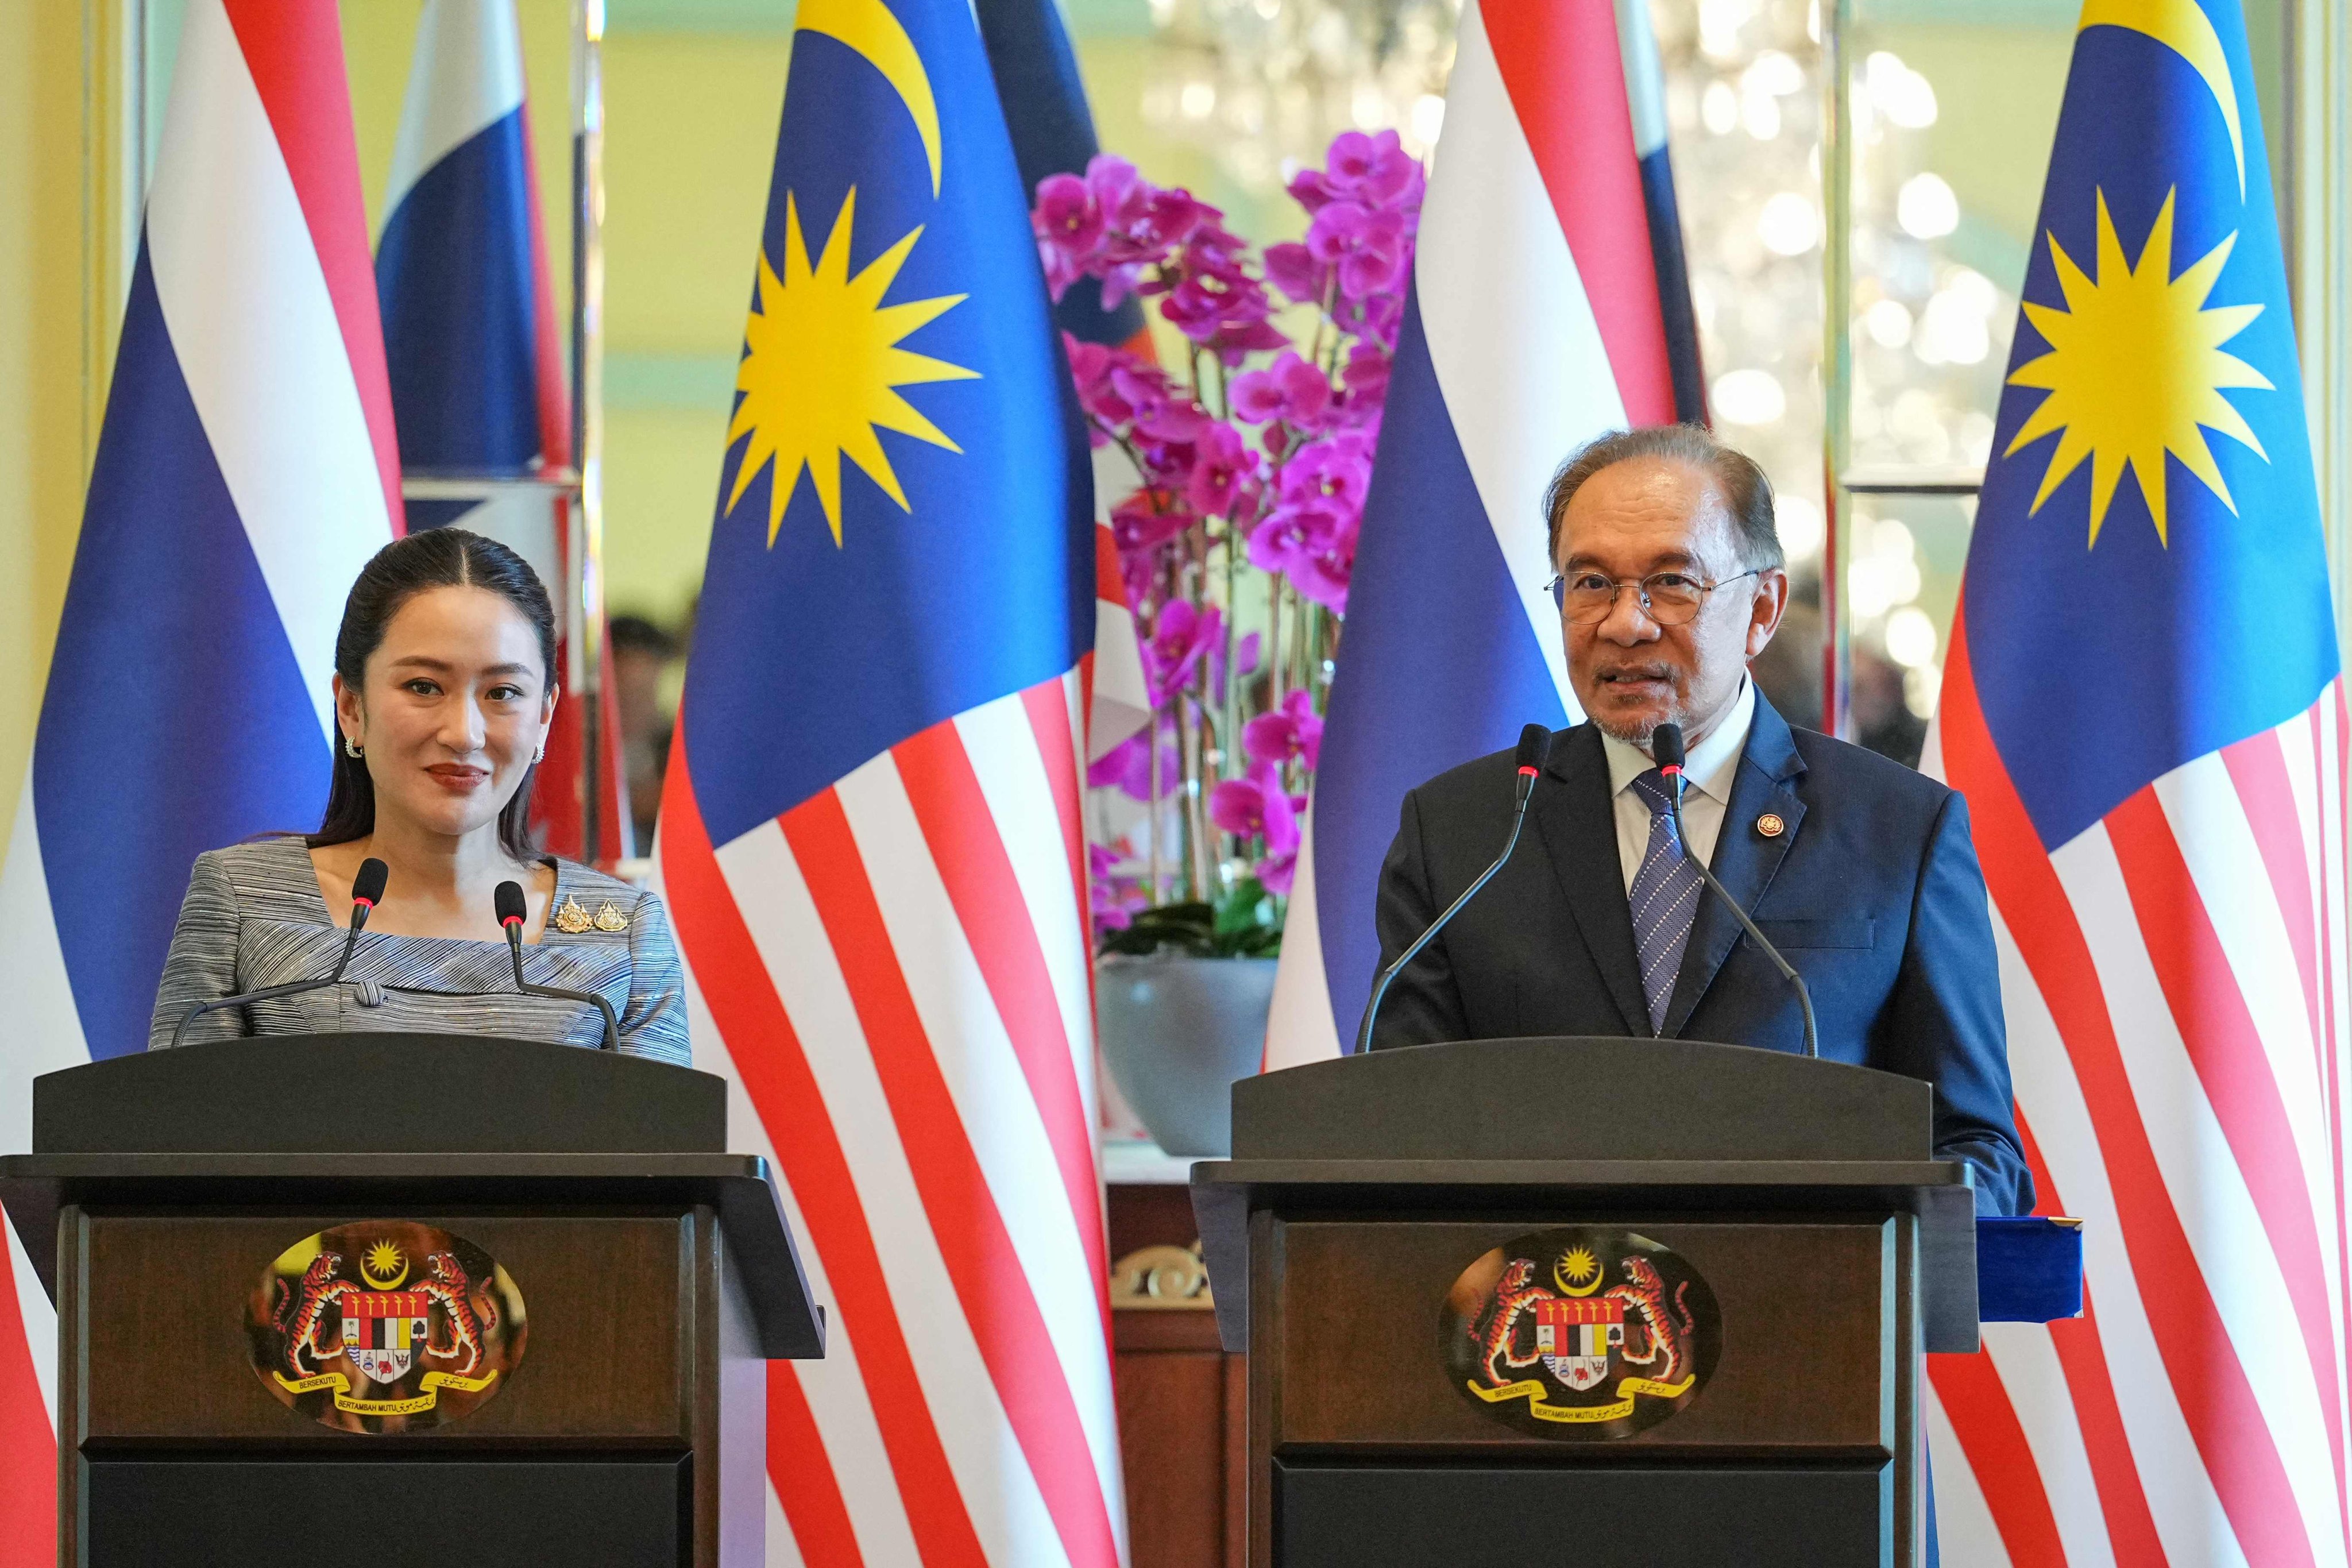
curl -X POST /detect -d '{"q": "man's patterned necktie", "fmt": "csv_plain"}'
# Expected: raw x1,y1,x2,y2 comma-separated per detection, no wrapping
1628,768,1704,1034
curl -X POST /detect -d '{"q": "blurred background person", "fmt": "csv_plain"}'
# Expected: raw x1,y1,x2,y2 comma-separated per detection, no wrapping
608,612,683,855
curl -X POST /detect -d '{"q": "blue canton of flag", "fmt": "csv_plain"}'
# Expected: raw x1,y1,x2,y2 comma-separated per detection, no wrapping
682,0,1091,841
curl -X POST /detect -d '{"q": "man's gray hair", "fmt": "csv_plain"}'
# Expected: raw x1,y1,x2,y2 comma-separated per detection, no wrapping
1542,424,1784,572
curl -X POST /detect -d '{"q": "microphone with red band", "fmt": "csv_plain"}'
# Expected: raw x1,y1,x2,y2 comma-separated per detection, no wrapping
1650,722,1818,1059
495,879,621,1052
1356,723,1555,1053
170,856,389,1048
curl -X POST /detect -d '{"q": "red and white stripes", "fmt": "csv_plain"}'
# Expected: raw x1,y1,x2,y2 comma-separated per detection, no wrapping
659,669,1125,1567
1928,615,2352,1567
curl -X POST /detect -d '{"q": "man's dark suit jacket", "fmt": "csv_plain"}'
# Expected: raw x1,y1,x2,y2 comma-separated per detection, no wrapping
1370,690,2034,1216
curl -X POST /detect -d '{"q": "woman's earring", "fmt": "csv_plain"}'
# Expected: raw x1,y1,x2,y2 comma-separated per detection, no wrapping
343,735,363,759
532,741,547,764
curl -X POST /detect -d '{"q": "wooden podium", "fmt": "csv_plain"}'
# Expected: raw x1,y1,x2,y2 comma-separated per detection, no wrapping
0,1035,824,1568
1191,1037,1978,1568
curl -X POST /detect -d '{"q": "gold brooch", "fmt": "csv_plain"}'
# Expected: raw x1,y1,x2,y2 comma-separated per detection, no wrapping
593,901,631,933
552,895,594,934
1755,812,1787,839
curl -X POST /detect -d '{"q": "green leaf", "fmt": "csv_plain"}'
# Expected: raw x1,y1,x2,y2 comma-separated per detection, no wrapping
1094,883,1288,958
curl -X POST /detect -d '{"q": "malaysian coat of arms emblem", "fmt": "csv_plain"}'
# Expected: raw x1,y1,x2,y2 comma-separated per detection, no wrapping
1440,1227,1721,1439
245,1221,527,1434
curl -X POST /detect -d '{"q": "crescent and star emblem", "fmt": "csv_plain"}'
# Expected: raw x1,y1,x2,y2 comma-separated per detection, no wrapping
1555,1247,1605,1297
360,1241,409,1290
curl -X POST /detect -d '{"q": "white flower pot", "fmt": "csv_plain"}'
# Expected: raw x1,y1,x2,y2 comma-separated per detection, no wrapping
1095,953,1278,1157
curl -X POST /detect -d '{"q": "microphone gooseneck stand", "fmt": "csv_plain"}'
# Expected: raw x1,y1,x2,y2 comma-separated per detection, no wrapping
495,879,623,1052
169,856,390,1049
1355,723,1555,1055
1651,723,1819,1059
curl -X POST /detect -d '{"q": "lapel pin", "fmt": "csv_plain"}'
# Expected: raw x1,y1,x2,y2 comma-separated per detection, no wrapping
1755,812,1787,839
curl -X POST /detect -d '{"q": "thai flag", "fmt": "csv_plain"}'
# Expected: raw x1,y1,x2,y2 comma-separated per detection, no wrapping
0,0,398,1554
974,0,1150,759
1265,0,1702,1064
652,0,1122,1558
1923,3,2352,1562
376,0,628,860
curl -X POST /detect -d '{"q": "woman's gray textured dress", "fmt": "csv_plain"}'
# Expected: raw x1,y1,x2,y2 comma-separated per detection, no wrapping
146,837,690,1065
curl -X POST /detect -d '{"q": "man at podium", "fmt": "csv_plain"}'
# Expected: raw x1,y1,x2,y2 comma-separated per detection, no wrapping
1370,424,2033,1216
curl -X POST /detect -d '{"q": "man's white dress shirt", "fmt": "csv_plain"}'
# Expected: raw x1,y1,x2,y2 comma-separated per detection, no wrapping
1597,677,1756,893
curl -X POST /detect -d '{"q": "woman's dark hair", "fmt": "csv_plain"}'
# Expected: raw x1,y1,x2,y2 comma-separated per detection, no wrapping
310,528,559,859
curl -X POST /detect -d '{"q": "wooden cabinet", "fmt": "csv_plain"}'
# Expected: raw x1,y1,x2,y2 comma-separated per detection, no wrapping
1110,1179,1243,1568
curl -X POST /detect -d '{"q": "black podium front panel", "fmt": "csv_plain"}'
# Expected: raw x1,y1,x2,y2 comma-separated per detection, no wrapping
1276,1462,1885,1568
85,1457,686,1566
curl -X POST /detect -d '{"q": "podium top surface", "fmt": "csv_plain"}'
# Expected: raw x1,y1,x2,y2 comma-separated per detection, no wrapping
32,1034,726,1154
6,1037,824,1359
1231,1036,1931,1161
0,1151,824,1360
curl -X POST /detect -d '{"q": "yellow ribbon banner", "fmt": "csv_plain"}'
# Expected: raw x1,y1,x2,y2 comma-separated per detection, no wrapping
274,1367,499,1416
273,1371,344,1396
1467,1373,1697,1424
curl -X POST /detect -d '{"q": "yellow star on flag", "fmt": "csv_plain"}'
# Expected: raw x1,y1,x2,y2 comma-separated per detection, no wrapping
724,187,979,547
2003,187,2270,547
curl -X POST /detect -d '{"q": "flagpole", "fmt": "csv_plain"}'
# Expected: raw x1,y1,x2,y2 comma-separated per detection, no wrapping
1820,0,1852,740
572,0,609,866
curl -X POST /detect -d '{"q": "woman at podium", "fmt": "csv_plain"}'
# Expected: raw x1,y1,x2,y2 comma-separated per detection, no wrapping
146,528,689,1064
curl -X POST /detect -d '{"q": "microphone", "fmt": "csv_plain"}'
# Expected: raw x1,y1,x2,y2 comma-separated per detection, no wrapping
1650,723,1818,1058
170,856,388,1048
1355,724,1555,1054
495,879,621,1052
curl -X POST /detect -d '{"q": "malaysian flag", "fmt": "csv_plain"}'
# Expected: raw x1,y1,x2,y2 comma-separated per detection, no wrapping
1922,1,2350,1561
650,0,1122,1558
0,2,399,1557
1265,0,1702,1064
376,0,630,861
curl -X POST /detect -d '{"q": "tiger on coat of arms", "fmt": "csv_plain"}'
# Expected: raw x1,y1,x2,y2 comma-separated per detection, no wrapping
271,1251,356,1377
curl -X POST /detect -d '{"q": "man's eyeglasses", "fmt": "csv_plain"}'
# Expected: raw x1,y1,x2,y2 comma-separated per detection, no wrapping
1545,569,1762,627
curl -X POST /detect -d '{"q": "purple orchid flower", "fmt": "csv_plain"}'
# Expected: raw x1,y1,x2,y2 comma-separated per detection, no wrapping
1289,516,1359,612
1186,424,1259,519
1109,491,1193,558
1244,688,1324,770
1036,173,1103,253
1208,762,1307,894
1208,762,1303,857
1246,501,1339,578
1262,241,1326,306
1340,341,1392,401
1143,600,1223,706
1324,129,1422,207
1230,352,1334,429
1306,202,1410,301
1279,431,1377,514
